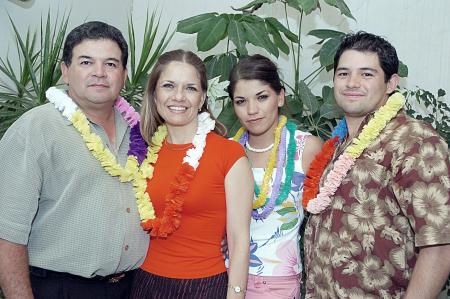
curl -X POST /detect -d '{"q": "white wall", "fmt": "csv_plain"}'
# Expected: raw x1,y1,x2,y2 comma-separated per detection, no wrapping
1,0,449,100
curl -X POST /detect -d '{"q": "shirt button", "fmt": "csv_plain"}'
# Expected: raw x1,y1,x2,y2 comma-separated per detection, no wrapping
126,208,131,213
124,245,129,251
263,281,266,284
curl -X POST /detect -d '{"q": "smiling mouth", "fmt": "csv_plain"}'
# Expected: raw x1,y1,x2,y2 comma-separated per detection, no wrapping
168,105,188,112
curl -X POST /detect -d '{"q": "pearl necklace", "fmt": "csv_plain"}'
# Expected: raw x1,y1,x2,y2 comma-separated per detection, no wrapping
245,141,274,153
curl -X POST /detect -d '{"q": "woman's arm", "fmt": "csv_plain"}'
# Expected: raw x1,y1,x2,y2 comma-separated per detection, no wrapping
225,156,253,299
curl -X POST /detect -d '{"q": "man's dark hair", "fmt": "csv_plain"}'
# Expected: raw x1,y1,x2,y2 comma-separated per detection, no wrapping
334,31,399,82
62,21,128,68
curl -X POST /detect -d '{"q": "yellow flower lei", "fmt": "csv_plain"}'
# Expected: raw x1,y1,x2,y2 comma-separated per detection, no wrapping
132,125,168,221
71,111,139,182
345,92,405,159
233,115,287,209
71,111,168,222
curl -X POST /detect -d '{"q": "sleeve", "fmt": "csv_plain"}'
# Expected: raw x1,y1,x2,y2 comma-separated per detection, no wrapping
0,122,42,245
391,127,450,247
221,138,246,176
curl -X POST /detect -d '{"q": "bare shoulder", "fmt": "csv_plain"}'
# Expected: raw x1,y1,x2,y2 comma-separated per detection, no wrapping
302,135,323,172
304,135,323,154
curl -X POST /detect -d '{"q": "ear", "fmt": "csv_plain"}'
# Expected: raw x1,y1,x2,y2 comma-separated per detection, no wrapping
200,93,207,110
61,62,69,85
277,89,285,107
122,68,128,86
386,74,400,94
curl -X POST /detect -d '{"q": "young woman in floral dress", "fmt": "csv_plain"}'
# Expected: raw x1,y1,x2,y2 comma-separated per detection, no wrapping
228,54,322,298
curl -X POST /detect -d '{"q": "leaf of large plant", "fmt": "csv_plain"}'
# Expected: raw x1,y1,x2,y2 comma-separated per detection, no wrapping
266,20,289,55
177,13,218,34
228,19,248,56
285,94,303,116
265,17,298,43
234,0,276,11
319,37,342,68
217,101,240,136
197,15,228,52
242,20,279,57
398,60,408,78
287,0,319,15
322,0,355,20
204,53,237,82
298,80,319,114
308,29,345,40
320,85,343,119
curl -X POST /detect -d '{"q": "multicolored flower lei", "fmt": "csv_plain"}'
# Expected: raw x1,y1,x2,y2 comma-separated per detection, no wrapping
142,112,215,237
302,92,405,214
46,87,156,222
252,121,297,220
233,115,287,210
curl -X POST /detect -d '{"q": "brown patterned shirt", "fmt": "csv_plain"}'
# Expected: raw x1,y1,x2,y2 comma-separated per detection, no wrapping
304,111,450,298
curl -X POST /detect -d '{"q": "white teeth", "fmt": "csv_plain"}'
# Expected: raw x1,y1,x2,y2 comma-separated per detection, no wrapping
168,106,188,111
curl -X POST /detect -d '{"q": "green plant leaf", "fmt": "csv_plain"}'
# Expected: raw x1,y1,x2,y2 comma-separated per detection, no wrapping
298,80,319,114
197,15,228,52
287,0,319,15
276,206,296,215
228,19,248,56
218,101,239,136
285,94,303,115
398,60,408,78
205,53,238,82
266,20,289,55
438,89,446,97
320,86,343,119
242,20,279,57
177,13,218,34
233,0,276,11
308,29,345,40
265,17,298,43
322,0,355,20
319,37,342,68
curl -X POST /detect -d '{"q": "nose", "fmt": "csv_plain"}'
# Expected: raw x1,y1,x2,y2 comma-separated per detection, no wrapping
346,74,360,88
246,99,258,115
173,86,185,101
93,63,106,77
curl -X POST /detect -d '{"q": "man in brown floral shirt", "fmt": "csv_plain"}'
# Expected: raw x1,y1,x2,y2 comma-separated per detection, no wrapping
304,31,450,298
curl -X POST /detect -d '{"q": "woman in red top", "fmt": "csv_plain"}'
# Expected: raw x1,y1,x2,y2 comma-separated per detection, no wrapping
130,50,253,299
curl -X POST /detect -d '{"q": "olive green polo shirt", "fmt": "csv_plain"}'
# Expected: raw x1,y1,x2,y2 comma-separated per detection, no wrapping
0,102,149,278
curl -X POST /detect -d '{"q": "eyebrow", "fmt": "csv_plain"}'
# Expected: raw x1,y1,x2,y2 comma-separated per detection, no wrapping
77,55,121,63
234,89,268,99
336,66,379,73
159,80,199,86
255,89,268,95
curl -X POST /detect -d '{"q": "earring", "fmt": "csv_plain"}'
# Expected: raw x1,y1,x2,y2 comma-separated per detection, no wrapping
198,107,201,112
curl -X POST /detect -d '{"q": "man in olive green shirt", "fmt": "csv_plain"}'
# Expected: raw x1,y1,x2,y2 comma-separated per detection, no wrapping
0,21,148,299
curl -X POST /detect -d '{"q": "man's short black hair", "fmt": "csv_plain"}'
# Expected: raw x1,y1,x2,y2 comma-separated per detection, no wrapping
62,21,128,68
334,31,399,82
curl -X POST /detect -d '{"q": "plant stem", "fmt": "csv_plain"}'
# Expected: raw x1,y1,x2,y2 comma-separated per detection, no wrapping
295,11,303,92
305,65,326,86
284,3,297,78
